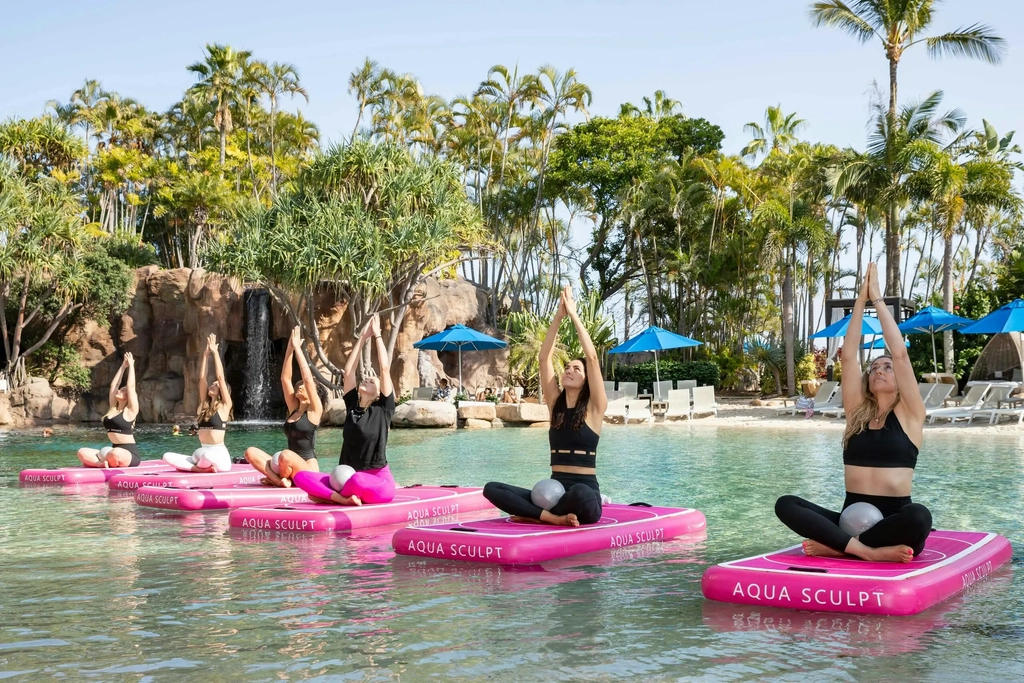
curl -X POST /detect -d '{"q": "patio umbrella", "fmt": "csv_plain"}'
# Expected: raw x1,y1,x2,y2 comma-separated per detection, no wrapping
413,324,507,395
810,313,883,339
608,326,702,398
861,337,909,350
959,299,1024,334
897,306,975,375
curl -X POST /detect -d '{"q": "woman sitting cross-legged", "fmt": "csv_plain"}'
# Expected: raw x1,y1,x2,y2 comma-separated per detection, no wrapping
482,285,609,527
775,263,932,563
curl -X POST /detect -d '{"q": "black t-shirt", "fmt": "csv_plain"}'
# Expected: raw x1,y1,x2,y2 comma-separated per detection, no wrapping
340,388,395,470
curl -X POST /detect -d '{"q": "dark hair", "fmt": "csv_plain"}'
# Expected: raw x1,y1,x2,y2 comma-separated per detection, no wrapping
296,379,330,405
551,357,591,431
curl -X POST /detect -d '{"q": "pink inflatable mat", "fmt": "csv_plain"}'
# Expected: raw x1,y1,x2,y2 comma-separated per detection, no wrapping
393,503,707,565
701,530,1012,616
108,465,263,491
229,486,492,533
20,459,169,485
134,484,311,511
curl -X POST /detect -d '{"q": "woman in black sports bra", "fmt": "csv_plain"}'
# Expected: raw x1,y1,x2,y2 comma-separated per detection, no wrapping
244,326,326,487
483,286,609,526
163,334,234,472
77,352,142,468
775,263,931,563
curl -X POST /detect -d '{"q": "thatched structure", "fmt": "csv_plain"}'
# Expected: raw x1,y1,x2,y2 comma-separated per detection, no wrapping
968,332,1024,382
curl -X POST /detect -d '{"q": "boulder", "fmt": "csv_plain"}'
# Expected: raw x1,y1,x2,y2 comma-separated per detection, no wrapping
490,417,505,429
528,421,551,429
50,395,76,421
457,402,496,421
137,375,185,423
324,398,347,426
393,400,457,428
0,394,11,425
495,402,549,423
20,377,53,420
464,418,492,430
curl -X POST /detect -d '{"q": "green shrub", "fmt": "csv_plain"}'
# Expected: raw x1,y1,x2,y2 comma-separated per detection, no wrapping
796,353,817,382
610,358,720,389
396,392,412,406
760,369,777,395
29,343,92,393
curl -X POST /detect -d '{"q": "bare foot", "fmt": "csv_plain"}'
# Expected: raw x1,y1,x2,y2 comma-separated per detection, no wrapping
803,540,846,558
861,544,914,563
539,511,579,527
332,494,362,506
508,516,545,525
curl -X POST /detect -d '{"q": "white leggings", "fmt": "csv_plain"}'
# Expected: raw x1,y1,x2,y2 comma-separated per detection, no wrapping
163,444,232,473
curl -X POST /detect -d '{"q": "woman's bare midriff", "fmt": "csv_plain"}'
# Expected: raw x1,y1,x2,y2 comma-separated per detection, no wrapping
198,428,226,445
844,465,914,498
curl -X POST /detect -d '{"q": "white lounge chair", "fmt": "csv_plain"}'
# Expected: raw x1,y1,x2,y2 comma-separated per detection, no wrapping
918,383,934,404
653,380,674,401
604,397,652,424
618,381,639,399
777,381,837,416
928,384,1002,424
968,388,1023,425
603,380,616,395
820,393,846,419
812,385,844,415
924,383,954,409
665,389,692,421
691,386,718,418
678,379,697,391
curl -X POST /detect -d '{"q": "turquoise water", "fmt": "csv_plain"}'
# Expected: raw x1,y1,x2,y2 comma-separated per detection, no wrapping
0,424,1021,681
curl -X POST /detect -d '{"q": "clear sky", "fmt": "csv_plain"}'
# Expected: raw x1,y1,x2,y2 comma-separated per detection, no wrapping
4,0,1021,156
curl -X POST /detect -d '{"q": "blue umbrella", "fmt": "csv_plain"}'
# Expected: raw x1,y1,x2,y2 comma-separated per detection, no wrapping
861,337,909,350
810,313,883,339
608,326,702,397
898,306,975,375
413,324,507,393
959,299,1024,334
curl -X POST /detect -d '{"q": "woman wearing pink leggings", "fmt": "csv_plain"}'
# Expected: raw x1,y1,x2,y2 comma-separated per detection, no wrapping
295,314,396,505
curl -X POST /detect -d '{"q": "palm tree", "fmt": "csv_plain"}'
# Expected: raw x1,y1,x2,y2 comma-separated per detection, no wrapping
257,62,308,194
741,105,806,160
348,58,382,140
187,44,253,168
810,0,1005,294
619,90,681,121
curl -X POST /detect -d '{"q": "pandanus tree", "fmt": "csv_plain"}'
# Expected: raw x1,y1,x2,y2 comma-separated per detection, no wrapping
205,140,483,388
810,0,1005,295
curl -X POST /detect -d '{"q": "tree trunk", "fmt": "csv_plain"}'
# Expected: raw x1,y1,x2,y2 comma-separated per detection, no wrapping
942,229,955,372
270,95,278,195
885,206,901,297
783,261,796,397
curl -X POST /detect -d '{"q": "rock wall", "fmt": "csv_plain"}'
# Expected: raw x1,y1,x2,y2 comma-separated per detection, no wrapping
6,268,511,426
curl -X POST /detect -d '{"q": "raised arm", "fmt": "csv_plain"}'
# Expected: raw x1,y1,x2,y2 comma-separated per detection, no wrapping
841,269,870,416
281,332,297,413
123,352,139,416
198,337,211,403
290,326,322,418
867,263,924,423
208,334,231,411
540,294,567,412
562,286,607,415
343,323,371,394
108,359,127,407
368,314,393,398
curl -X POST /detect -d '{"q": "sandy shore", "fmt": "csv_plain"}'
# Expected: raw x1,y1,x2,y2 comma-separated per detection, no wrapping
636,396,1024,436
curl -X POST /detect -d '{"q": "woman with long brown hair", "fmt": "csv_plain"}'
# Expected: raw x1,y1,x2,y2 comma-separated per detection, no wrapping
163,334,234,472
775,263,931,562
77,352,142,468
482,285,609,527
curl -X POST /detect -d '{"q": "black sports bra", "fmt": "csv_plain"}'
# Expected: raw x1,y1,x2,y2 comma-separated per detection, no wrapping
843,410,919,469
283,410,318,459
198,411,226,430
103,410,136,435
549,405,600,469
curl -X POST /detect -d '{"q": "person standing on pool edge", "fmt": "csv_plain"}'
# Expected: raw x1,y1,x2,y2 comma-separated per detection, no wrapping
77,352,142,468
296,313,397,505
244,325,326,486
775,263,931,562
483,285,609,527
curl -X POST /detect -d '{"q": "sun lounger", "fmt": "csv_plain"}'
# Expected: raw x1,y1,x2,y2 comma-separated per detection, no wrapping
968,390,1024,425
665,389,692,421
653,380,674,401
924,383,954,409
812,385,844,415
777,381,837,416
617,381,639,400
603,380,615,395
928,385,1005,424
677,379,697,391
690,386,718,418
605,397,652,424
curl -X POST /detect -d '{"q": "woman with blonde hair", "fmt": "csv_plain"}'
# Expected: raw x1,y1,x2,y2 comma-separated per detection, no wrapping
244,326,326,486
775,263,931,562
77,352,142,468
163,334,234,472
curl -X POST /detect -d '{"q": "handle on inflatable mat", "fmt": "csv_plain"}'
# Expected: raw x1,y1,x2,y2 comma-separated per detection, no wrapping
628,502,653,507
448,528,478,533
788,566,828,573
273,506,297,510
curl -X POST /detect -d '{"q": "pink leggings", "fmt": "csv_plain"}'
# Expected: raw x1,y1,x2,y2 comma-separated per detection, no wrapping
294,465,396,504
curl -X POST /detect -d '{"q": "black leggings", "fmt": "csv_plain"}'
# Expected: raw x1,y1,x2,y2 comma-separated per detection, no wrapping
110,442,142,467
483,473,603,525
775,492,932,557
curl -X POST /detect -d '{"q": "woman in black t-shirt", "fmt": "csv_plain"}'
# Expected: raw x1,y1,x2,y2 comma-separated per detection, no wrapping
301,314,397,505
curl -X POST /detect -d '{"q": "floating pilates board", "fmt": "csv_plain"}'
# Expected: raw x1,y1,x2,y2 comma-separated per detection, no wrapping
701,530,1012,616
134,484,312,511
19,459,170,485
393,504,707,565
108,465,264,491
228,486,492,533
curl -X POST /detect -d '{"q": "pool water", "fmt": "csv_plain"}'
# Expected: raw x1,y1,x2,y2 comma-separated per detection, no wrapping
0,425,1021,681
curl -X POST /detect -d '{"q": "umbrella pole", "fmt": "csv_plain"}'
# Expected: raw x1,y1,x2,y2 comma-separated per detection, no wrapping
654,350,661,399
458,346,463,398
931,330,939,376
